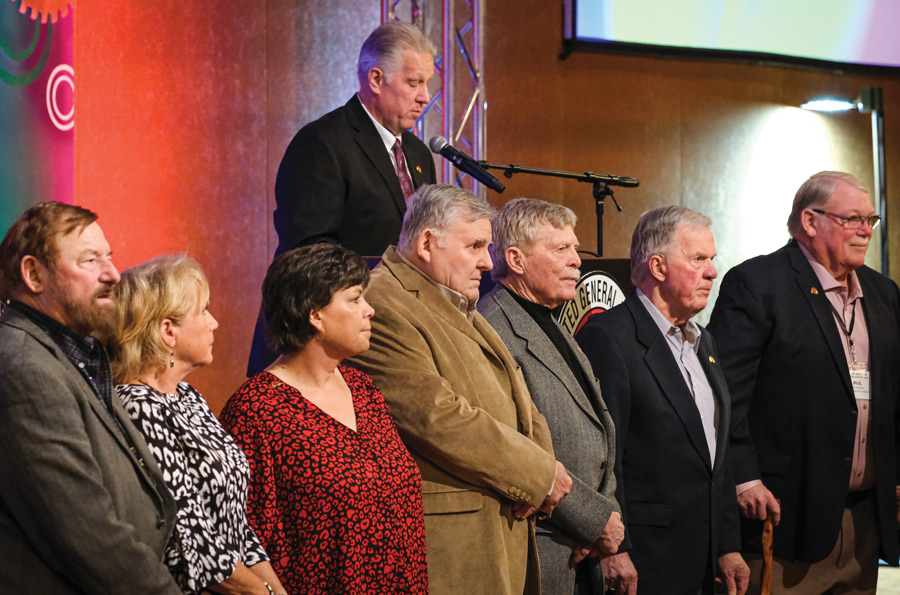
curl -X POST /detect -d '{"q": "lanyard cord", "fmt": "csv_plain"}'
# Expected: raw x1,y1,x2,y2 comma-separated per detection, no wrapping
827,298,859,364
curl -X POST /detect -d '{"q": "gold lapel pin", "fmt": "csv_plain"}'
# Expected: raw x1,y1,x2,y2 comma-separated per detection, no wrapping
708,356,716,363
811,287,819,295
416,165,422,173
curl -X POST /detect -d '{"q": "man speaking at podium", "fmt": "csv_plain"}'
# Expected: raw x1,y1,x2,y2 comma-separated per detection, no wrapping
248,20,437,375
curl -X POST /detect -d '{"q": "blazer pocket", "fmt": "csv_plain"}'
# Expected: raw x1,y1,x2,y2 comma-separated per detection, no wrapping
422,487,484,515
626,502,673,527
758,450,791,479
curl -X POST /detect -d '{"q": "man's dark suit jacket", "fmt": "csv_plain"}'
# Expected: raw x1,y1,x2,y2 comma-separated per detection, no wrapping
576,295,741,595
248,94,436,375
0,305,180,594
272,94,435,258
707,240,900,565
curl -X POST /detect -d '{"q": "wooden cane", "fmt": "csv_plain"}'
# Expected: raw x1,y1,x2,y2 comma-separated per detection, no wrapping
761,515,774,595
761,498,781,595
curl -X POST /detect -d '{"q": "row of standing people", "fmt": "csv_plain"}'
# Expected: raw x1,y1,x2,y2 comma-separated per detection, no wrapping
250,167,898,595
1,13,898,595
0,170,897,595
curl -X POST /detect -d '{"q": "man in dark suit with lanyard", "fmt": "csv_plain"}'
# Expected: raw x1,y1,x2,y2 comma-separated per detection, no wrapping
248,20,437,375
709,171,900,594
576,206,749,595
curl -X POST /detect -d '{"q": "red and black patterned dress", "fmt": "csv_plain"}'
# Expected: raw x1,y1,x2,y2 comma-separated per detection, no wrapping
219,365,428,594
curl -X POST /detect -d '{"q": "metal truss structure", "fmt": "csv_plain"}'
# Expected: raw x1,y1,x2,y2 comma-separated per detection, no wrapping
383,0,487,196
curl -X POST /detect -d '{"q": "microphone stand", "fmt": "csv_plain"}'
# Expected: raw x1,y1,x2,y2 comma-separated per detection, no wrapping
479,162,639,257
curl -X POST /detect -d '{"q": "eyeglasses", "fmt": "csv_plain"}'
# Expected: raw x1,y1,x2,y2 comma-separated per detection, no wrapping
811,209,881,230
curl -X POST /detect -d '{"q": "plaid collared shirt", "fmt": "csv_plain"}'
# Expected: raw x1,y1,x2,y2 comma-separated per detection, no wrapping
8,300,126,436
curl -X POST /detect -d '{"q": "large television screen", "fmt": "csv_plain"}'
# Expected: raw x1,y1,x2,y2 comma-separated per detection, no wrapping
563,0,900,71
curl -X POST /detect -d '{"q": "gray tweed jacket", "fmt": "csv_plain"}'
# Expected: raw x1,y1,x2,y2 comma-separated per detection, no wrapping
0,304,181,594
480,284,619,595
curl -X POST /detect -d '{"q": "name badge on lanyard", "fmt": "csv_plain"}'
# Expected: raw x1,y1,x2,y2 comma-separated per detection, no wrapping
849,362,870,401
828,296,868,400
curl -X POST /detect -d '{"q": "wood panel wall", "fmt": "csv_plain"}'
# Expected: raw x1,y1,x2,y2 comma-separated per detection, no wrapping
73,0,900,412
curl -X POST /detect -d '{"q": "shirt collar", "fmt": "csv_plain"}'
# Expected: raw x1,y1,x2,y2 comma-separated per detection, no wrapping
797,241,863,302
636,288,701,349
357,92,401,154
396,248,477,320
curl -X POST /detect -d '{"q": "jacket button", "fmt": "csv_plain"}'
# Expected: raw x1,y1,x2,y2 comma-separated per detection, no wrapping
156,517,165,529
843,457,852,467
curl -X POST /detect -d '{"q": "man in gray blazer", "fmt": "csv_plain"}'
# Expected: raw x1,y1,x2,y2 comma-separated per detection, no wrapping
480,198,624,595
0,202,181,594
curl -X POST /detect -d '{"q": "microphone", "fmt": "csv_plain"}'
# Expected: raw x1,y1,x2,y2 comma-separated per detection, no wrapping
429,136,506,193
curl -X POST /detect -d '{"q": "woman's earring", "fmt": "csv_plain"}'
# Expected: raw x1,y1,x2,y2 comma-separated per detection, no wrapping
170,351,175,368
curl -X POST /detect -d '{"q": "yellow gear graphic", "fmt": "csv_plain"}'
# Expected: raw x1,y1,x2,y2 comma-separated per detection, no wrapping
11,0,74,24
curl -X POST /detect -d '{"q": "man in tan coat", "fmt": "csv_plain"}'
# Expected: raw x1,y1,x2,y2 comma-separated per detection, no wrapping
351,184,572,595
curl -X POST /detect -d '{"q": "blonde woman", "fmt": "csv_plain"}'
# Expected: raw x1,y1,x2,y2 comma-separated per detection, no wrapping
109,255,286,595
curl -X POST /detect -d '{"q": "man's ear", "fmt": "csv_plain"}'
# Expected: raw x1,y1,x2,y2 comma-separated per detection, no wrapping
20,256,47,294
415,228,438,264
799,208,819,239
648,254,667,283
367,67,385,96
506,247,526,275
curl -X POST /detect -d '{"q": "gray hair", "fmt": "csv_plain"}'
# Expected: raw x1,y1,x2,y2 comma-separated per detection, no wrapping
397,184,495,253
787,171,868,238
357,21,435,87
491,198,577,281
630,206,712,286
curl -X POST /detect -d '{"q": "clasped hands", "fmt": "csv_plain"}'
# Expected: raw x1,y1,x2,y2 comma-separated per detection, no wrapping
568,511,625,567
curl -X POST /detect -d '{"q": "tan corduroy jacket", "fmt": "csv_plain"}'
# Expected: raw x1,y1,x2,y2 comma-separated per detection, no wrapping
351,247,557,595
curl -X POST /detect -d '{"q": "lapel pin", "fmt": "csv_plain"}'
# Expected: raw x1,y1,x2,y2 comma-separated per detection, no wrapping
416,165,422,173
811,287,819,295
708,356,716,363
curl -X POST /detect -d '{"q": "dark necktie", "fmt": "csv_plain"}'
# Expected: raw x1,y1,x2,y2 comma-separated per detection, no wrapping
392,139,415,201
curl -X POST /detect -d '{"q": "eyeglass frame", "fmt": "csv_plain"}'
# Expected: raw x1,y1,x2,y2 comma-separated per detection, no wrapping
810,208,881,230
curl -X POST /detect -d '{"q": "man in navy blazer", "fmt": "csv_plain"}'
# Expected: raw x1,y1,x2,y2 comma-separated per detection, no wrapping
0,202,180,594
248,21,437,375
577,206,748,595
708,171,900,594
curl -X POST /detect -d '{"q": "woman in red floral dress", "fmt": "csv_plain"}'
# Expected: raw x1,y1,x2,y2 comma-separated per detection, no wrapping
220,243,427,595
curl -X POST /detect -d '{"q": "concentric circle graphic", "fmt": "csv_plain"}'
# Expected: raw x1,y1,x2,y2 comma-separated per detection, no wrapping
45,62,73,130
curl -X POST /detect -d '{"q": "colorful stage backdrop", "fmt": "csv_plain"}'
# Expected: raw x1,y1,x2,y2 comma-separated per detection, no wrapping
0,0,74,230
